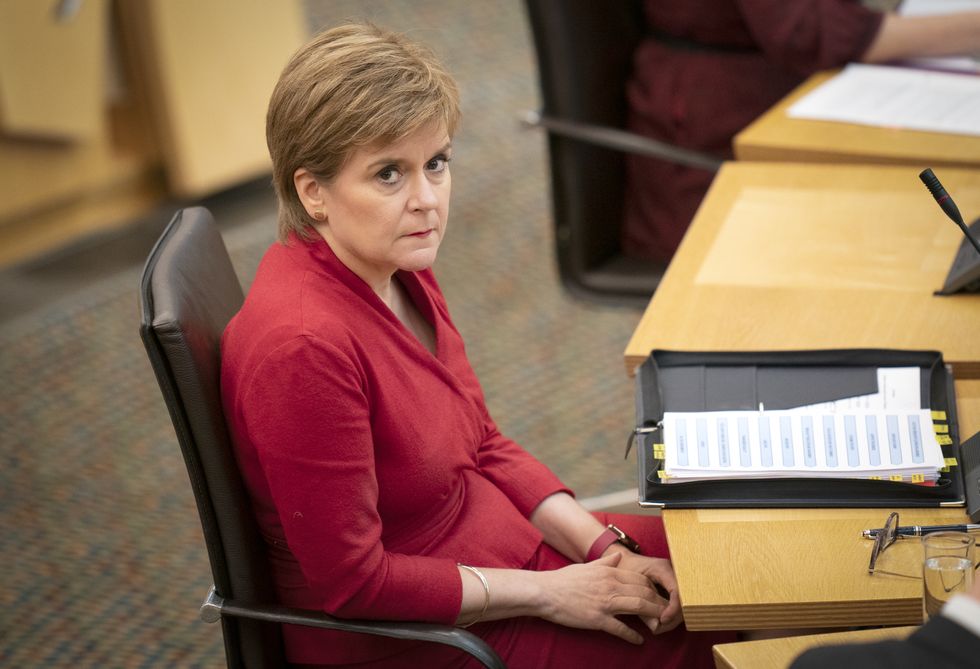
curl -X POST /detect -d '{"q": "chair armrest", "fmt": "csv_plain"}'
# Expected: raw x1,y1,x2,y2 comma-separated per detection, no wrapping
521,110,723,172
200,585,506,669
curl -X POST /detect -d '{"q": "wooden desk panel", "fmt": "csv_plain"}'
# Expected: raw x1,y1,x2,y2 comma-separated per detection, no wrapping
712,626,916,669
734,70,980,169
664,505,970,630
117,0,307,197
624,162,980,377
952,379,980,438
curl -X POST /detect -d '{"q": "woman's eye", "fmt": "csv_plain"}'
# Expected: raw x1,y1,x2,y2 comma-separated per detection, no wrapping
426,155,450,173
377,166,401,185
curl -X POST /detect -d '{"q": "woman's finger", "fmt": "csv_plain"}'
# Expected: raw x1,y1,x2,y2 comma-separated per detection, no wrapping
603,617,645,645
608,594,665,620
639,614,660,635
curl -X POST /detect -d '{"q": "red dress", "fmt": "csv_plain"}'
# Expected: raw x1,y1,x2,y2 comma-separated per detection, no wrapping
623,0,884,263
221,234,733,667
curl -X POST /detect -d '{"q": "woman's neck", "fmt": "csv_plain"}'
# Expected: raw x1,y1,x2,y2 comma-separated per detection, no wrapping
384,276,436,355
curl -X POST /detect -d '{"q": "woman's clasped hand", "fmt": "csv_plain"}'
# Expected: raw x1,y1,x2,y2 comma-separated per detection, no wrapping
535,552,682,643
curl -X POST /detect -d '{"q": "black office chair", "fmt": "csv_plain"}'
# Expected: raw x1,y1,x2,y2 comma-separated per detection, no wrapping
523,0,722,305
138,207,505,669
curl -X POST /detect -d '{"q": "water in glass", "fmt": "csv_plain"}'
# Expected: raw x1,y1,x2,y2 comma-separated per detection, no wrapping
923,556,974,618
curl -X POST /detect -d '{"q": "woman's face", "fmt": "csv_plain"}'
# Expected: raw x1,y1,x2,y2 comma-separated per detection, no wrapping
311,123,452,290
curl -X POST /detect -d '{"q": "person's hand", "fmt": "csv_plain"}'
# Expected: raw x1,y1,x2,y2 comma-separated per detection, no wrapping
611,550,683,635
533,552,668,644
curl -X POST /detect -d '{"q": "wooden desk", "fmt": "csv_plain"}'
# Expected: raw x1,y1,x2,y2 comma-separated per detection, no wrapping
712,626,916,669
623,162,980,378
734,70,980,169
626,160,980,630
662,381,980,630
0,1,306,267
664,379,978,631
665,501,974,630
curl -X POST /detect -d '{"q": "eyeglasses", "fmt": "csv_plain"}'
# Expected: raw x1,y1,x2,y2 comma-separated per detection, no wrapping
868,512,919,579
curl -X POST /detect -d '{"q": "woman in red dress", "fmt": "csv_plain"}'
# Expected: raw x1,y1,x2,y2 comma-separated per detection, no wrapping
221,22,734,668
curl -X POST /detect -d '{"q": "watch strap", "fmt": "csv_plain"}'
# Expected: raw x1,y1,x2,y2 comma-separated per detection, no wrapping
586,528,620,562
586,524,641,561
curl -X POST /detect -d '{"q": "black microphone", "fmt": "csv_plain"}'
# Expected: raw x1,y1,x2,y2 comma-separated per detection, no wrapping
919,168,980,256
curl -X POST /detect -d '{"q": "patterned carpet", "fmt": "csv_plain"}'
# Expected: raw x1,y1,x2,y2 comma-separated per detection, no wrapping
0,2,647,666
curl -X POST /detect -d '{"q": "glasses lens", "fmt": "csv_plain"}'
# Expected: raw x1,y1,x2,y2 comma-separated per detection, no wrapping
869,512,899,574
883,512,898,546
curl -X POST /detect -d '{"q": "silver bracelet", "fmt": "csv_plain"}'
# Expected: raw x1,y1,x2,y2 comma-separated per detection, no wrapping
457,564,490,627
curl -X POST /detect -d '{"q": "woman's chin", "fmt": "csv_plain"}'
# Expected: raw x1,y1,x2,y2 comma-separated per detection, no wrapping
398,248,440,273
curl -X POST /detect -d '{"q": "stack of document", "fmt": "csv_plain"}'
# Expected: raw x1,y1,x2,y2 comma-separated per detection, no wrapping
659,368,947,484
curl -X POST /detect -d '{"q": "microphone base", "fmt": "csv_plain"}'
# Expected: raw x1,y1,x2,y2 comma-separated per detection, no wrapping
936,216,980,295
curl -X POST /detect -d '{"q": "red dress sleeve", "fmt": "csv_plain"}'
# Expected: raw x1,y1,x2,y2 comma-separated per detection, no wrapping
475,420,572,517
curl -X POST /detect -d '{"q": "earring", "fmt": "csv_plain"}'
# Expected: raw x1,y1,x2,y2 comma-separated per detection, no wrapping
313,210,325,221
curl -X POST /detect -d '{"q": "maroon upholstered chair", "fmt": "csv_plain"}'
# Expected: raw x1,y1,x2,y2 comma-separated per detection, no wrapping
523,0,721,304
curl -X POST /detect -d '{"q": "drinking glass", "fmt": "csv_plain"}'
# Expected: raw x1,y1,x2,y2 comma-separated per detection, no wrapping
922,531,975,619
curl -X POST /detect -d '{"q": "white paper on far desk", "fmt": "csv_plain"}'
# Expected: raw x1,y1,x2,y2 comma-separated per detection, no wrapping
660,368,946,483
900,0,980,14
787,63,980,137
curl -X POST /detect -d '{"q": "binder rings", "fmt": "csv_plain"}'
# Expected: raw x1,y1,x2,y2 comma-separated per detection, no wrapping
634,349,966,509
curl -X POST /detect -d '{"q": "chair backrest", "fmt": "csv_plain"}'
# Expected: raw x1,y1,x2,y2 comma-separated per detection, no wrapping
525,0,663,303
138,207,284,668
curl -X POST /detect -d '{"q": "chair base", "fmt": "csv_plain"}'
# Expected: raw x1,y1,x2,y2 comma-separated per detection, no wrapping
560,254,666,307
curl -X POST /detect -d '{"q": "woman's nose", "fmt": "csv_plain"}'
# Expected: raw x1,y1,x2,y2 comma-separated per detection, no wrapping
408,174,440,211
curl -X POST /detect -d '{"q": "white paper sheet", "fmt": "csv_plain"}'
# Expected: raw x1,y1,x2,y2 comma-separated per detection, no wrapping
787,63,980,137
900,0,980,17
805,367,921,412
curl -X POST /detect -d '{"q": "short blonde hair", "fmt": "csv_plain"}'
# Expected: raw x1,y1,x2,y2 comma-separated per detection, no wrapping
266,23,461,241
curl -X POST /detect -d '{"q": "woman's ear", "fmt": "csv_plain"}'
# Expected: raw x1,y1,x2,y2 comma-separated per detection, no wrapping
294,168,327,222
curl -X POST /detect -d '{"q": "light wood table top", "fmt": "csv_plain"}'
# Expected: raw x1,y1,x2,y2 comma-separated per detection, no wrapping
733,70,980,169
712,626,916,669
623,162,980,378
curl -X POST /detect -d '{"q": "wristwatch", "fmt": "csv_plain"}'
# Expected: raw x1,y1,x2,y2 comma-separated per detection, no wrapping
586,524,641,562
